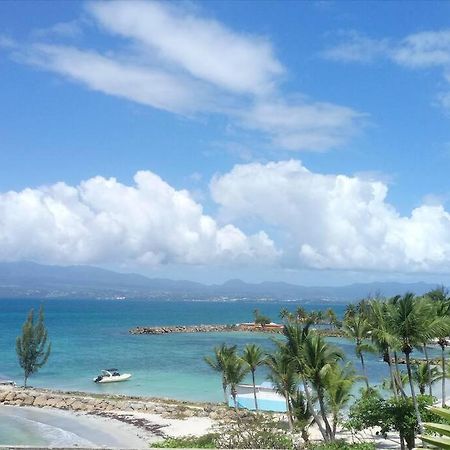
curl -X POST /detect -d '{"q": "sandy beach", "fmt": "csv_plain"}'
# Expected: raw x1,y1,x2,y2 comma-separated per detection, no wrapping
0,385,217,447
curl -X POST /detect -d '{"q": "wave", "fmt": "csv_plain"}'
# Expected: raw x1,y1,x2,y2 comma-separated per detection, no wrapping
0,412,96,447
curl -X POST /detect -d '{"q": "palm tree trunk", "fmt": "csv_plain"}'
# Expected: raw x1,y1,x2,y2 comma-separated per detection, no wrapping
251,370,258,411
302,379,329,442
285,393,294,432
405,352,424,434
422,343,433,396
359,352,369,389
441,344,446,407
24,375,27,388
222,379,228,405
318,387,333,441
387,348,398,398
394,351,408,398
232,391,238,413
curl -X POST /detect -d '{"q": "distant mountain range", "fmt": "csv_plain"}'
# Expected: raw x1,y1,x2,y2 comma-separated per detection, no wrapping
0,261,443,302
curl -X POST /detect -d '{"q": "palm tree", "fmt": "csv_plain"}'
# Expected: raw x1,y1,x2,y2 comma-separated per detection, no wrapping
324,362,358,439
224,355,250,413
427,288,450,406
242,344,265,411
276,322,329,440
300,332,343,441
291,389,313,444
265,350,298,430
368,299,404,398
388,293,447,433
204,344,237,404
343,314,374,389
413,361,441,395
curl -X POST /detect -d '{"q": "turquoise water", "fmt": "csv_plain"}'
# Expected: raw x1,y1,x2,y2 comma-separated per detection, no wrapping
0,298,447,446
0,298,444,402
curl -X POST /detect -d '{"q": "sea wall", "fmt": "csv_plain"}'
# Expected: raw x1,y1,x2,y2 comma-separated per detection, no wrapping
129,324,285,335
129,323,345,336
0,385,242,421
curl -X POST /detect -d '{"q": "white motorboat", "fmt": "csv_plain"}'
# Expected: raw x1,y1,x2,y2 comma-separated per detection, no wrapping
93,368,132,383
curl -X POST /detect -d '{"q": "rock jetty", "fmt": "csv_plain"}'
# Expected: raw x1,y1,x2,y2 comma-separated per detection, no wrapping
129,323,286,335
130,324,238,335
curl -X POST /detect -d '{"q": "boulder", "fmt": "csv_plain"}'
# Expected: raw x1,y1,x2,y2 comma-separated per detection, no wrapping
33,396,48,407
22,395,35,406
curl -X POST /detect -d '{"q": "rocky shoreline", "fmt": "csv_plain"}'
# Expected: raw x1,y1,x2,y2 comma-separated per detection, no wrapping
0,385,247,422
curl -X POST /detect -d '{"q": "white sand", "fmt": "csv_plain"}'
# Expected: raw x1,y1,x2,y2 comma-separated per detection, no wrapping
0,405,155,448
0,404,216,448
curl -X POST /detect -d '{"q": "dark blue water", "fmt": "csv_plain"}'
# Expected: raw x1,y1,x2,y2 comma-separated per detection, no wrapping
0,298,433,402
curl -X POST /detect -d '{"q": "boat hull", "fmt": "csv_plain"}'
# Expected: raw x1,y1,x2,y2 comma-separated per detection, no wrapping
93,374,132,383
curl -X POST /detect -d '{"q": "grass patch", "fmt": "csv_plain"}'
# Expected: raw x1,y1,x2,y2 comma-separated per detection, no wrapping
152,434,218,448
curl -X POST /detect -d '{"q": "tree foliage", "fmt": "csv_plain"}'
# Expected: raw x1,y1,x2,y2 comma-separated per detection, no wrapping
16,306,51,387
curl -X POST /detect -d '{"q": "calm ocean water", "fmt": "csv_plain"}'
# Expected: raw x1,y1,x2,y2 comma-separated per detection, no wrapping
0,298,393,401
0,298,445,445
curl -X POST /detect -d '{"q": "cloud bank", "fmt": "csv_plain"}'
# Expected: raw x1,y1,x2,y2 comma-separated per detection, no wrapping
13,0,364,151
211,160,450,273
0,171,277,267
2,162,450,274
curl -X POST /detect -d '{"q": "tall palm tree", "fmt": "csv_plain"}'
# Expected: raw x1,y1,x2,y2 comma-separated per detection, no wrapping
204,344,237,404
224,355,250,413
300,332,343,441
276,322,329,440
343,314,374,389
324,362,358,439
368,299,403,398
265,350,298,430
427,288,450,406
413,361,441,395
242,344,265,411
291,389,313,444
387,293,446,433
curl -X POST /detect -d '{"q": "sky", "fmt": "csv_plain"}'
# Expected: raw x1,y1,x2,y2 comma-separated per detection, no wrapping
1,0,450,286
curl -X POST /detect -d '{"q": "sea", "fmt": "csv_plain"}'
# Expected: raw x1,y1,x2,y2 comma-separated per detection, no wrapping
0,298,446,445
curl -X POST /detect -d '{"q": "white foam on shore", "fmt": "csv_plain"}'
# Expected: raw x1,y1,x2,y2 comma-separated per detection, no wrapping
0,405,150,448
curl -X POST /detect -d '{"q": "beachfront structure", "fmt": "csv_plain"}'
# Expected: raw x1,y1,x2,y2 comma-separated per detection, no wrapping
229,381,286,412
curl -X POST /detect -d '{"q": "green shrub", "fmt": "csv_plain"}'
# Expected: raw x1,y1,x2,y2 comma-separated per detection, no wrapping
152,433,218,448
214,415,294,449
345,390,438,450
308,442,375,450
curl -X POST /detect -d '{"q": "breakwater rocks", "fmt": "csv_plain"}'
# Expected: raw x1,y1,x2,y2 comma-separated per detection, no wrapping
0,385,246,422
130,324,238,335
129,323,287,335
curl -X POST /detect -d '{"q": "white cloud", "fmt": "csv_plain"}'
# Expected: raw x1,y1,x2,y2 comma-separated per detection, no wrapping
323,29,450,112
211,160,450,272
392,30,450,68
26,44,214,114
321,31,389,63
240,99,364,151
10,1,363,152
87,0,283,96
0,171,278,267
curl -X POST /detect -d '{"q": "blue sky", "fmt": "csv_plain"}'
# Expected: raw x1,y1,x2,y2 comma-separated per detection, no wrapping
1,1,450,285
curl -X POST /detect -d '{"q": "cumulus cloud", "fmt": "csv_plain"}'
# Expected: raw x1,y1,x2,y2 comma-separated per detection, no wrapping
211,160,450,272
0,171,278,267
10,0,364,151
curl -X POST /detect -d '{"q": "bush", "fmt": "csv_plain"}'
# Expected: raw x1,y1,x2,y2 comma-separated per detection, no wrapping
308,442,375,450
345,390,439,450
214,415,294,449
152,434,218,448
